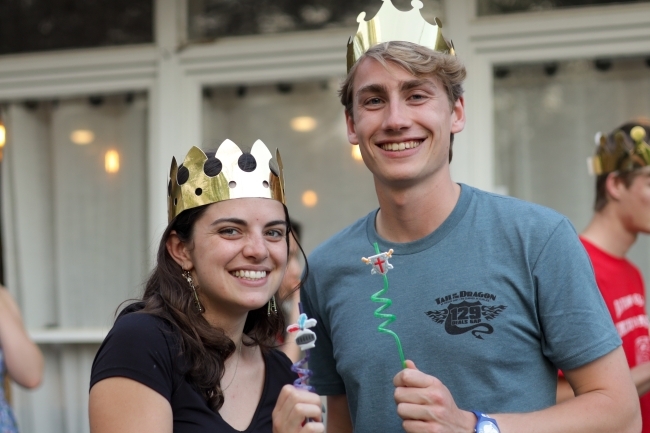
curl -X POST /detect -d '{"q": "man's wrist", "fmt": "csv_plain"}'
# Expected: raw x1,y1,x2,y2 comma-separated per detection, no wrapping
471,411,500,433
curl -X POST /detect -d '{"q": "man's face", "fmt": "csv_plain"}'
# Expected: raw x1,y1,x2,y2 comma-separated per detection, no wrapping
616,171,650,234
345,57,465,189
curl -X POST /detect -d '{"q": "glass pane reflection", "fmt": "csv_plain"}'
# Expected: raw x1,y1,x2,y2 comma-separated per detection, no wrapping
187,0,444,41
478,0,650,16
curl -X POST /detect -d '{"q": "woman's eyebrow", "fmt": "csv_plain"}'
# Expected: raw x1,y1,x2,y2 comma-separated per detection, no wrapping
210,217,246,226
210,218,287,228
265,220,288,229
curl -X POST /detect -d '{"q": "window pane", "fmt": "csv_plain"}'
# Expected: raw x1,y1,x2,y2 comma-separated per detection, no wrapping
201,81,379,254
0,0,153,55
478,0,650,16
188,0,444,40
492,57,650,277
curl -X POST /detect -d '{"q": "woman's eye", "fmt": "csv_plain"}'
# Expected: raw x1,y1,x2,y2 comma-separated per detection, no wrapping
265,229,284,239
219,228,239,236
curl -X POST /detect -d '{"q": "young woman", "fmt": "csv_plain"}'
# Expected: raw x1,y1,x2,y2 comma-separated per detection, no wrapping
89,142,323,433
0,285,43,432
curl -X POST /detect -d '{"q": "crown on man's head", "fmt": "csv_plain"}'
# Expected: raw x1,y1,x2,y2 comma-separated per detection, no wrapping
346,0,455,73
168,140,285,222
588,125,650,175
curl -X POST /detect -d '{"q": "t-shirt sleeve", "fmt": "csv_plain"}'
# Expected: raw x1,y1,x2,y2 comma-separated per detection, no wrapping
534,218,622,371
300,270,346,396
90,312,178,402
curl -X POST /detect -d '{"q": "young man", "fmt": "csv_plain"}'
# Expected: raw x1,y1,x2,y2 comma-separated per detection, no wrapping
557,121,650,432
301,3,640,433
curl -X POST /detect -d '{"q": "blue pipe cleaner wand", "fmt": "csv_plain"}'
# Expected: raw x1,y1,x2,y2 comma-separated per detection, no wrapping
287,304,317,392
361,242,407,369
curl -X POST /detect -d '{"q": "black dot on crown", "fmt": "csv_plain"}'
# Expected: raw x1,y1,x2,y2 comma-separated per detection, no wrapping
195,188,202,196
263,180,269,188
229,181,236,188
204,152,222,177
173,198,178,206
238,153,257,172
177,165,190,185
269,160,279,177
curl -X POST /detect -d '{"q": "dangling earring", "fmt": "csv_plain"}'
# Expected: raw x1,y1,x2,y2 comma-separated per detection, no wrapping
183,270,204,313
267,295,277,316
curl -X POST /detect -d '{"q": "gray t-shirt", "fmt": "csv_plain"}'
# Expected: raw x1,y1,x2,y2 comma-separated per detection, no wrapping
301,184,620,432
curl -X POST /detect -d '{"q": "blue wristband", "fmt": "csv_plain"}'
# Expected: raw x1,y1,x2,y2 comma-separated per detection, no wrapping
471,411,500,433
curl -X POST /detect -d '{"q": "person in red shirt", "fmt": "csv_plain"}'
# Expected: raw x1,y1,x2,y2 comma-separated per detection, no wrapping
558,119,650,432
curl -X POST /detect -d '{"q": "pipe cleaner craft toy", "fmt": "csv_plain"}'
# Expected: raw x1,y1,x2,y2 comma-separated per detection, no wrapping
286,308,317,392
362,244,407,369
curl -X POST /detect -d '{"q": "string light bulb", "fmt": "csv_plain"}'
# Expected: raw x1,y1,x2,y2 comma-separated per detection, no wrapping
351,146,362,161
301,190,318,207
291,116,317,132
70,129,95,145
0,123,5,148
105,150,120,173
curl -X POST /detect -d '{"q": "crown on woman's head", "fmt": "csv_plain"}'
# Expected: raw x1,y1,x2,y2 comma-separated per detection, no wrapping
588,125,650,175
346,0,455,72
168,140,285,222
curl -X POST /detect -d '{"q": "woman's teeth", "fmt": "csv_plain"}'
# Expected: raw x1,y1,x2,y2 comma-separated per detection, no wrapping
231,270,267,280
380,140,421,151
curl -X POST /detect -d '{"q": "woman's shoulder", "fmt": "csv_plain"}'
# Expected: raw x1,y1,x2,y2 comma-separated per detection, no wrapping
264,349,298,382
91,309,181,397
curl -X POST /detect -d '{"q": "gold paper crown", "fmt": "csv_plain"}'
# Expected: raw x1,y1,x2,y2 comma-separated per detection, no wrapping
168,140,285,222
346,0,455,72
588,126,650,175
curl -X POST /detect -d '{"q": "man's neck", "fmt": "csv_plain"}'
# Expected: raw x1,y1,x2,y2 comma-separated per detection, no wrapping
374,174,460,243
581,209,637,258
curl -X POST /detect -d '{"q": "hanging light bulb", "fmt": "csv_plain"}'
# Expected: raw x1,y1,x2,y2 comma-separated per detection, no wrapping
291,116,317,132
301,190,318,207
105,150,120,173
0,123,5,148
70,129,95,145
351,146,362,161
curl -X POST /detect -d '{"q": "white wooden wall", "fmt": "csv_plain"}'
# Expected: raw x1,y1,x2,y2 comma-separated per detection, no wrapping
0,1,648,432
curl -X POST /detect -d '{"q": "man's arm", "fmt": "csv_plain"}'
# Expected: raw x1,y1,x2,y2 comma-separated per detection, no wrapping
394,347,640,433
559,359,650,401
631,362,650,397
326,395,353,433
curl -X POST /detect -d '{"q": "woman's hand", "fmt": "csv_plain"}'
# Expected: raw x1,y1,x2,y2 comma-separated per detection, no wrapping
272,385,324,433
0,286,43,388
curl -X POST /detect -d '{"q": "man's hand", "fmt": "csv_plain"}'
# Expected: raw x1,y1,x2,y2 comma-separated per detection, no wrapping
393,360,476,433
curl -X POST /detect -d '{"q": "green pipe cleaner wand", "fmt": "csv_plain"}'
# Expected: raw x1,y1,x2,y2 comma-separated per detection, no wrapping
361,242,407,369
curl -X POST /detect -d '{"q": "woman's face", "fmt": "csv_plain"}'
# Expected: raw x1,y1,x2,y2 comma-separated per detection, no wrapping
183,198,288,318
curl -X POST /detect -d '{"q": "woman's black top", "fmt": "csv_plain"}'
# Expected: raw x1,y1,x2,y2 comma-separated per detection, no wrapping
90,309,297,432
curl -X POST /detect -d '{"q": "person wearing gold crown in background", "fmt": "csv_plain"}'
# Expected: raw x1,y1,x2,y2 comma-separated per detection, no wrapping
300,1,640,432
88,141,324,433
556,120,650,431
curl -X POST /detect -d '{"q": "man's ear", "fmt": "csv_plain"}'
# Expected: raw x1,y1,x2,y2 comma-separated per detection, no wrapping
604,172,626,202
450,96,466,134
166,230,193,270
345,110,359,145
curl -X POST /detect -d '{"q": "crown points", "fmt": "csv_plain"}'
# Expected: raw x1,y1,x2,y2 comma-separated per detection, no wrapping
167,140,285,222
346,0,454,72
631,126,647,143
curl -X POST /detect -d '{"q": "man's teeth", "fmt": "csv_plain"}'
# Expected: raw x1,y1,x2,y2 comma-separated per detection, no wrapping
232,270,267,280
380,141,421,151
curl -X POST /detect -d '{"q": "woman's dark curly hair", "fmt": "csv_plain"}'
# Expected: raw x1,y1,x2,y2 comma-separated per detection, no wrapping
133,202,301,412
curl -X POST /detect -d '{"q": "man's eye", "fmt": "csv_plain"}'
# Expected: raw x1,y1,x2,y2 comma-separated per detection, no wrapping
366,97,383,105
